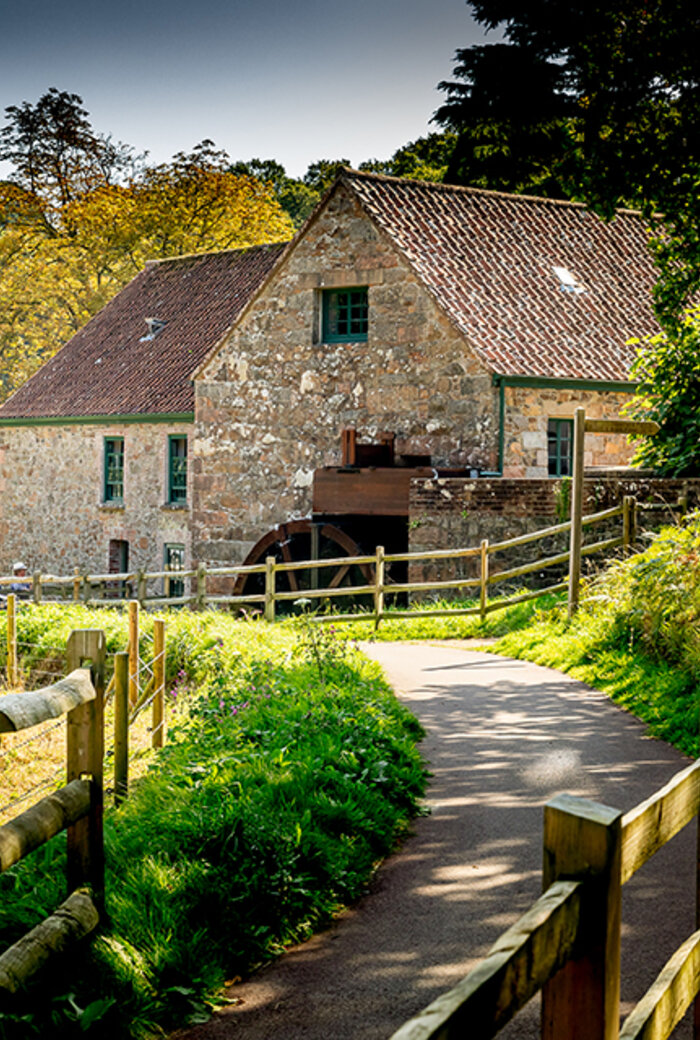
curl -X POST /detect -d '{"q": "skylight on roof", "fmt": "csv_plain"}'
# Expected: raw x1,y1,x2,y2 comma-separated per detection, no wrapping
552,266,586,295
140,317,167,341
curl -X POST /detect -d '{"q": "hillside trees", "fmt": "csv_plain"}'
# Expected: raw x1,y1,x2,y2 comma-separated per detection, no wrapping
359,131,457,183
237,134,459,230
0,93,294,400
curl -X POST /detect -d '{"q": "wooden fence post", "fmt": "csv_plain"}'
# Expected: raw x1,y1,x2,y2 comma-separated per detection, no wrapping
630,496,637,550
32,572,41,605
6,594,17,689
622,495,632,552
310,523,320,591
66,629,106,908
151,619,165,750
196,563,207,609
137,570,146,607
480,539,489,620
128,601,139,708
73,568,80,602
374,545,385,630
264,557,276,623
567,406,586,619
113,651,129,805
542,793,622,1040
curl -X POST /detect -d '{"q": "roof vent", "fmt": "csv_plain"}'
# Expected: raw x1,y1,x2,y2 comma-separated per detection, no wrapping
552,266,586,295
140,317,167,341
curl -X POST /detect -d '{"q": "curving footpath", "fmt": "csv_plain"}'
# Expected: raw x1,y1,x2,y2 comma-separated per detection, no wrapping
173,643,694,1040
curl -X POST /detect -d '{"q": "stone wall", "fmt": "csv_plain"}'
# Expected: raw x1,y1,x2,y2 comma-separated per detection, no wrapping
193,183,497,567
0,421,192,579
406,474,700,594
502,386,635,477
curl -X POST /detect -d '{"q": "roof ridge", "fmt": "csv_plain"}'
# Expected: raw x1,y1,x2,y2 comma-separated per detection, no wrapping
341,167,644,218
144,240,289,268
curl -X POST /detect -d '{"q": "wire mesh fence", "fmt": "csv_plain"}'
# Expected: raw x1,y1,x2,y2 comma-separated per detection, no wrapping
0,602,171,810
0,718,66,824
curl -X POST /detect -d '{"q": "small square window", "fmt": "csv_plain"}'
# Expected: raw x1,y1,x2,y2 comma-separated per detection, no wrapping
322,287,368,343
104,438,124,502
168,436,187,504
547,419,573,477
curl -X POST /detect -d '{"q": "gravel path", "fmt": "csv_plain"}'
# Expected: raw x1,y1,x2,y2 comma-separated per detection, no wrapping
172,644,695,1040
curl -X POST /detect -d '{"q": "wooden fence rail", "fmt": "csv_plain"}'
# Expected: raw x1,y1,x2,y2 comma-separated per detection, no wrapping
3,606,168,808
0,630,105,995
0,498,634,627
390,759,700,1040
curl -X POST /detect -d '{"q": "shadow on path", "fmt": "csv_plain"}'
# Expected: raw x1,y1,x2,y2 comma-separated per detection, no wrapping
172,645,694,1040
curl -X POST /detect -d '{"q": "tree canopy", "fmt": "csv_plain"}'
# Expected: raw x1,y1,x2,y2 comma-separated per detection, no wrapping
625,310,700,476
0,97,294,399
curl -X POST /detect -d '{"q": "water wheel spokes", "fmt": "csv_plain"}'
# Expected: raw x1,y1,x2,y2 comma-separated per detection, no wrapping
233,520,373,613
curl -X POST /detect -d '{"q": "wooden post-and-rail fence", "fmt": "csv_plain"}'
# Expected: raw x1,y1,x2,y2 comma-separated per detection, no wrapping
390,758,700,1040
0,479,665,625
263,497,637,626
5,599,168,806
0,630,105,995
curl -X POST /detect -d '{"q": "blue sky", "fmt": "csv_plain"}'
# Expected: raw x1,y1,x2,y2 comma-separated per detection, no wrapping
0,0,488,178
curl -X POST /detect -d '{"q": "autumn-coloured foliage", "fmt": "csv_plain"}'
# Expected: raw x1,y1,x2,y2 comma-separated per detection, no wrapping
0,95,294,400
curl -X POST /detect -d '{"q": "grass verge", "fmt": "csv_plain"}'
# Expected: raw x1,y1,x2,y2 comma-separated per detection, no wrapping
0,607,427,1039
330,590,564,642
491,519,700,757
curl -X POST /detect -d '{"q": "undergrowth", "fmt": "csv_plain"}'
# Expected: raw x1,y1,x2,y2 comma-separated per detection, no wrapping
493,516,700,757
0,607,426,1038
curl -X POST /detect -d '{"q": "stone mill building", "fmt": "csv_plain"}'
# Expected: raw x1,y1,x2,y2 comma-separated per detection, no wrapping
0,169,662,580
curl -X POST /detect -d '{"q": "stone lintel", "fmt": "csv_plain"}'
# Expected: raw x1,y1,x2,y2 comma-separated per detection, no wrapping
295,269,387,290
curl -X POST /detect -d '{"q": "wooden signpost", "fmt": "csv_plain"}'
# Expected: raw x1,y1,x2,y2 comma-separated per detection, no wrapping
568,409,659,618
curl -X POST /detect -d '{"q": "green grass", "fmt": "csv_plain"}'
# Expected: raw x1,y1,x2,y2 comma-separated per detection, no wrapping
325,591,564,643
490,518,700,757
0,607,427,1039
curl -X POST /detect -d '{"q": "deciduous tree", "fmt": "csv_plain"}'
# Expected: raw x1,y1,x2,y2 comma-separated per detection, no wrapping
0,99,294,400
625,312,700,476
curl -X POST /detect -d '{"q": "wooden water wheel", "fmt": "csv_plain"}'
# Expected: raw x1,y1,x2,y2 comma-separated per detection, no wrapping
233,519,374,610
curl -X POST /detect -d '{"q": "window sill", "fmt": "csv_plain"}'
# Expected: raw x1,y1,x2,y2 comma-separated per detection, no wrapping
100,502,125,511
162,502,188,511
321,336,368,346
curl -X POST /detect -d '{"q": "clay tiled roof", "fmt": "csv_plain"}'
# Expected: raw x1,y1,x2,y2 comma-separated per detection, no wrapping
343,169,659,382
0,244,286,419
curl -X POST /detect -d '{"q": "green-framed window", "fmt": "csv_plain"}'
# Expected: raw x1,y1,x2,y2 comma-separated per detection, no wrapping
322,287,368,343
168,436,187,504
164,543,185,599
104,437,124,502
547,419,573,477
